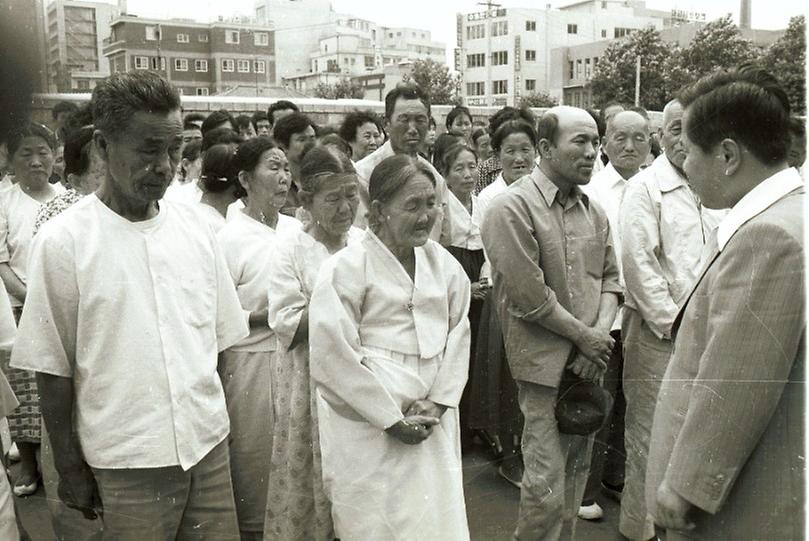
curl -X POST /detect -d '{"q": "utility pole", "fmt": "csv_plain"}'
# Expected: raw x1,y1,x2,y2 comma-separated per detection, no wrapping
477,0,501,107
634,55,641,106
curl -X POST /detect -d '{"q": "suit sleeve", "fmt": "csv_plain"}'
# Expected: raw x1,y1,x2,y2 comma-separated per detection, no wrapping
664,223,805,514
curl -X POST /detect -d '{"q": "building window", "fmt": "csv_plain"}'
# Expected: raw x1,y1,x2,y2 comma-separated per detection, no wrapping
77,79,90,90
364,55,375,67
177,33,189,43
584,57,591,78
396,32,401,36
492,80,508,94
254,60,266,73
526,20,536,31
567,24,578,34
576,59,583,78
525,79,536,91
175,58,188,71
237,59,250,72
525,49,536,61
601,29,607,38
491,21,508,37
466,53,485,68
491,50,508,65
225,30,240,44
594,57,599,68
466,81,485,96
568,60,574,79
196,87,209,96
466,24,485,40
177,88,184,95
150,57,166,71
145,25,158,41
222,59,235,72
134,56,148,69
195,59,208,72
601,0,607,7
254,32,269,46
343,57,349,65
198,33,209,42
614,27,634,38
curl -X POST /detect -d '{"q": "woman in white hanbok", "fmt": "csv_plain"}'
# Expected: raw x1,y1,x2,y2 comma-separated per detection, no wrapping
310,154,472,541
216,137,301,539
264,146,362,541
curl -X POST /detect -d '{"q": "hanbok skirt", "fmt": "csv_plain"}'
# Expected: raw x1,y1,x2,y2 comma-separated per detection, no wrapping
1,306,39,443
316,346,470,541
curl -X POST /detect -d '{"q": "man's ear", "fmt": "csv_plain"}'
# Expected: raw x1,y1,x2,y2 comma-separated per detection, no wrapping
537,138,553,160
719,138,742,176
94,130,110,164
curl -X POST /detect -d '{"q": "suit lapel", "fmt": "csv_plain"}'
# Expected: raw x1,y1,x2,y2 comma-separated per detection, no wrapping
672,231,721,336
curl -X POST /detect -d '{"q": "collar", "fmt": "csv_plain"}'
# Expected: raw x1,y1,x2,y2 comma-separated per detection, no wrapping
593,162,626,190
655,154,690,193
532,167,588,209
716,167,803,251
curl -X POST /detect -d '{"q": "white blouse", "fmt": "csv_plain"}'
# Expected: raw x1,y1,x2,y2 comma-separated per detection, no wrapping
446,190,483,251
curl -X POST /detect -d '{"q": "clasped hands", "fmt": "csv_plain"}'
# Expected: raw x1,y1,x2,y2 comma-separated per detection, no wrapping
568,326,614,380
385,399,446,445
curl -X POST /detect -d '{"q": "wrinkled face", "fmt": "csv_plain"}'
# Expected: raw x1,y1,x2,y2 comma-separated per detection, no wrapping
99,110,183,203
182,128,202,145
499,132,536,183
285,125,317,166
245,148,290,214
543,112,599,185
604,112,650,175
681,111,726,209
255,120,271,137
351,121,381,161
449,114,473,140
474,133,492,161
309,175,360,237
11,136,54,187
388,98,429,155
445,149,478,198
660,101,686,170
376,173,437,248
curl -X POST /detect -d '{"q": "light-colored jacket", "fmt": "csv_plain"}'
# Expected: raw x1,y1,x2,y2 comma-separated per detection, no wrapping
646,184,805,540
619,154,724,339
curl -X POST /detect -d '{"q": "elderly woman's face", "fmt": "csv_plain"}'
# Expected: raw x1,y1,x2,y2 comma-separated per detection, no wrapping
376,173,438,248
310,175,360,237
445,149,478,198
12,136,54,187
247,148,290,213
499,132,536,183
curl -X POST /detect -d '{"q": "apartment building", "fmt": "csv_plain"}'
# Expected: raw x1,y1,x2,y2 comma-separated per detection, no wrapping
46,0,119,92
456,0,671,107
103,15,276,96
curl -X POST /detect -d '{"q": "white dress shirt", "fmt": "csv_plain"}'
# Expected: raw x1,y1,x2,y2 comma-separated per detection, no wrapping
11,195,248,470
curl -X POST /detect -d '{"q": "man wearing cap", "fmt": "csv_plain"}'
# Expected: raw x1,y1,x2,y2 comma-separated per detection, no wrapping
483,106,621,540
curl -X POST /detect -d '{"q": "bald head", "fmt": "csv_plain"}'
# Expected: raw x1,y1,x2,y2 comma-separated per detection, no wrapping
662,100,683,131
538,106,599,187
604,110,651,178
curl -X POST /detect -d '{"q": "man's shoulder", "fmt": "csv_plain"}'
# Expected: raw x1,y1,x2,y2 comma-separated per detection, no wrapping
355,143,390,179
735,189,804,249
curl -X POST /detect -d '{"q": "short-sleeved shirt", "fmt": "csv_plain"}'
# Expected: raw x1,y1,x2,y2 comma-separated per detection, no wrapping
10,195,249,470
482,167,622,388
0,183,64,306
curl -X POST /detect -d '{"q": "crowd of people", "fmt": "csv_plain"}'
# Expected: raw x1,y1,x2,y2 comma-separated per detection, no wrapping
0,64,804,541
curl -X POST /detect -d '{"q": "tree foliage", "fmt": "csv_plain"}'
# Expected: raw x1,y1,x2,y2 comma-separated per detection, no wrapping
410,58,462,105
313,77,365,99
520,91,558,108
762,15,805,114
590,27,675,111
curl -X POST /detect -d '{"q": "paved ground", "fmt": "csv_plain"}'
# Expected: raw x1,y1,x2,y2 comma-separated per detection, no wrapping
12,445,625,540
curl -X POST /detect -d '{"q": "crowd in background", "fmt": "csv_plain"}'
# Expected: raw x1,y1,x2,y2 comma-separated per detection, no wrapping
0,65,805,541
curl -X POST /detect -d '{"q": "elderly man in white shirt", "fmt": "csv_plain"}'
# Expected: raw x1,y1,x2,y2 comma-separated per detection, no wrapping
578,110,651,521
11,71,248,539
354,83,451,245
617,99,725,541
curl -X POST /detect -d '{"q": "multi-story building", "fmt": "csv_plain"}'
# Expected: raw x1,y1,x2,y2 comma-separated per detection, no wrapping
456,0,672,107
103,15,277,97
550,19,786,108
46,0,119,93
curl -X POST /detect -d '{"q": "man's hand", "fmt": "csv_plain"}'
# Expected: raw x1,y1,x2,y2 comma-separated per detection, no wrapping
405,399,447,420
567,352,606,381
386,415,440,445
470,281,488,301
655,480,695,532
58,464,102,520
575,326,614,364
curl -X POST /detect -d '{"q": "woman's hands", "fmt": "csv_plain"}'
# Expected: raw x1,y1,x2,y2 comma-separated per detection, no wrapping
386,399,448,445
470,278,490,301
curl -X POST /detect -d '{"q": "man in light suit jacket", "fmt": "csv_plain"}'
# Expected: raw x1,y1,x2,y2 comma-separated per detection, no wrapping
646,66,805,540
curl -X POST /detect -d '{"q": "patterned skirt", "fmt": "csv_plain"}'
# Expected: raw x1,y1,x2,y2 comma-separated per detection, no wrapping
0,306,40,443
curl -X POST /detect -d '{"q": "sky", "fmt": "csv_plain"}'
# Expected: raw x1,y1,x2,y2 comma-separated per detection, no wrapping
112,0,806,65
